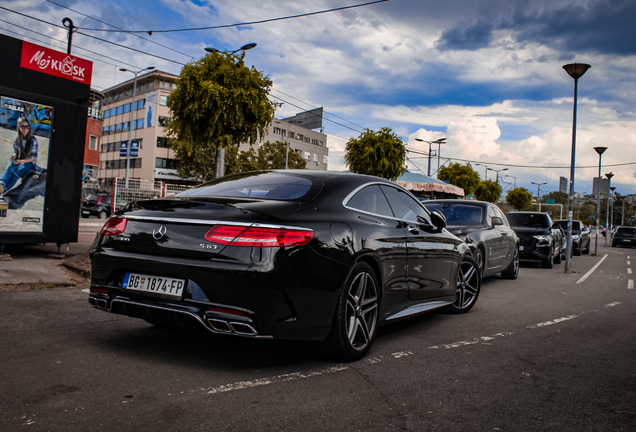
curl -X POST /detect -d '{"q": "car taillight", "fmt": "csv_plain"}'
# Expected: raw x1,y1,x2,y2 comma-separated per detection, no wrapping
204,225,314,247
97,196,102,204
100,217,127,235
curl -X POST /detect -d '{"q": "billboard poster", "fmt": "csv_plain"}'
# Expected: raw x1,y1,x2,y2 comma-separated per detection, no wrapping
145,91,157,128
0,96,53,232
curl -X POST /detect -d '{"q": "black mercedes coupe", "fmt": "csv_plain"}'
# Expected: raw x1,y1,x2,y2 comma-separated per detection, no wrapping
88,170,480,361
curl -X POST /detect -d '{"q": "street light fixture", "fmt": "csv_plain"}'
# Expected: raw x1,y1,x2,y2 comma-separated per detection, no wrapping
610,185,616,237
531,181,547,210
563,62,591,272
119,66,155,188
202,44,257,178
505,174,517,188
487,167,508,184
414,138,446,176
474,163,489,180
593,146,607,254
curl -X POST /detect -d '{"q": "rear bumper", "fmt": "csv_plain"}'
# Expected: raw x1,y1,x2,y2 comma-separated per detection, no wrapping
89,247,350,341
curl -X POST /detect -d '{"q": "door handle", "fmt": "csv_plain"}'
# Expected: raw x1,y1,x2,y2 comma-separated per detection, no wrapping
408,227,419,234
502,232,509,235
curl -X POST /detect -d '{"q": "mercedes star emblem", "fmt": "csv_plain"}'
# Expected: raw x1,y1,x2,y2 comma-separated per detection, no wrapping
152,225,167,239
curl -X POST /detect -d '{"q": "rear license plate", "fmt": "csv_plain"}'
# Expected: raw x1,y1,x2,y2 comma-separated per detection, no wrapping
519,246,524,250
123,273,185,297
624,239,631,242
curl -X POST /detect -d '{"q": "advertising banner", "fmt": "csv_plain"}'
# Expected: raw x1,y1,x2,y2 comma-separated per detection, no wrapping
145,91,157,128
20,41,93,86
0,96,53,232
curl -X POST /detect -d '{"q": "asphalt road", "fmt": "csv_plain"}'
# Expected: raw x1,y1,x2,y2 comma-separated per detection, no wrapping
1,239,635,431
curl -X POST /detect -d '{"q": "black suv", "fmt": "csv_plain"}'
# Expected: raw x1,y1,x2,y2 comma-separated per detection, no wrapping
553,219,590,255
81,194,112,219
612,226,636,248
506,211,564,268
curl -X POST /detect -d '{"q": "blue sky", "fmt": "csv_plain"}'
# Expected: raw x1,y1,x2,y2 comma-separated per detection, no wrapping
2,0,636,197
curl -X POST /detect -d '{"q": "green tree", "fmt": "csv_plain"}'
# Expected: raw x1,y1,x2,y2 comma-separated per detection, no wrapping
237,141,306,171
437,163,481,196
474,180,502,203
344,128,406,181
506,187,533,210
166,51,275,182
543,191,568,205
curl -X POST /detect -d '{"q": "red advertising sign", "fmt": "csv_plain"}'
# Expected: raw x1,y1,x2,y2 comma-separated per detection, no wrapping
20,41,93,85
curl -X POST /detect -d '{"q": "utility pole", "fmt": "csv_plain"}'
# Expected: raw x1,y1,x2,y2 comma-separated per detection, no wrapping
62,18,76,54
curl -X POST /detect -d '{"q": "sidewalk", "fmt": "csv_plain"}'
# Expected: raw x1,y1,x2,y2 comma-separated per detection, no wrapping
0,232,95,290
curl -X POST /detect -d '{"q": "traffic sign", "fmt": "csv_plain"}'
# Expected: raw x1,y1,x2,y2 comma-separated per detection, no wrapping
130,140,139,157
120,141,127,157
546,199,556,204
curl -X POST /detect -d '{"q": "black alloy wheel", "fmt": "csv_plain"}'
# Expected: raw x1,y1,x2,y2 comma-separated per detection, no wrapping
323,262,379,361
99,211,108,220
501,247,519,280
542,249,554,269
446,255,481,314
583,241,590,254
554,249,562,264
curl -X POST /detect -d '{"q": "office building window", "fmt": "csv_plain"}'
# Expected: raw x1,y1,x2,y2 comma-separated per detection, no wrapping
155,158,178,169
89,136,97,151
123,103,131,113
136,119,144,129
157,137,170,148
159,96,168,106
158,116,169,127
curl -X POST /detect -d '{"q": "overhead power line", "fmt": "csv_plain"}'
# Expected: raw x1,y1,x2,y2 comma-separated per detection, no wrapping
78,0,391,34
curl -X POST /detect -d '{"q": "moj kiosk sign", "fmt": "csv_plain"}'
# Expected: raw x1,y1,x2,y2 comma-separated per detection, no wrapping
20,41,92,86
0,35,91,247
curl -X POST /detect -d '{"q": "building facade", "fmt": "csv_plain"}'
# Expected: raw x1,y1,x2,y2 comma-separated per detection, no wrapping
99,71,329,191
82,89,104,196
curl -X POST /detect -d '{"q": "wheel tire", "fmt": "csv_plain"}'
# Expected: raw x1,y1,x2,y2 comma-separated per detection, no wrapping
554,249,562,264
501,247,519,280
612,242,616,247
542,251,554,269
583,242,590,254
99,211,108,220
474,247,485,276
322,262,380,361
80,213,89,219
446,255,481,314
574,247,582,256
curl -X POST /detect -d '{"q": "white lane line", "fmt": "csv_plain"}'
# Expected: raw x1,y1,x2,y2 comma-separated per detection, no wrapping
628,261,631,265
628,280,634,290
428,332,514,350
577,254,608,284
606,302,622,307
527,315,579,329
629,268,632,274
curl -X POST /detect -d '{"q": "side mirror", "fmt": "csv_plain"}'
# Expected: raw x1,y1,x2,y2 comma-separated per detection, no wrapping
491,216,504,227
430,209,447,229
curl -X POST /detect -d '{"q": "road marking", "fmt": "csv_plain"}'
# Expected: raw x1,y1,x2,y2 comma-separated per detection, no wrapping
628,280,634,290
628,261,631,265
527,315,579,329
629,268,632,274
577,254,608,284
428,332,514,350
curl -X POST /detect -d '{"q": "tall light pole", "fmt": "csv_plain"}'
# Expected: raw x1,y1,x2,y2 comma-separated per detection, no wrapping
488,167,508,184
119,66,155,188
593,146,607,254
531,181,547,211
203,43,257,178
563,62,591,272
505,174,517,188
475,163,489,180
610,185,616,235
415,138,446,176
274,119,303,169
604,172,614,246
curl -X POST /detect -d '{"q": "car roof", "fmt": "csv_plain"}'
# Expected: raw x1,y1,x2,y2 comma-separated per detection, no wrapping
422,199,488,206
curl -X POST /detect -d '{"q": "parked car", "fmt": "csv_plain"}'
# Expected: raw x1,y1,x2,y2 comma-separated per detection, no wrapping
88,170,481,361
81,194,112,219
612,226,636,248
505,211,564,268
553,219,591,255
421,199,519,279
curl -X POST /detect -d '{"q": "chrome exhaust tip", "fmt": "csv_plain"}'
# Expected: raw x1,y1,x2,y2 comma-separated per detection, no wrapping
96,298,108,310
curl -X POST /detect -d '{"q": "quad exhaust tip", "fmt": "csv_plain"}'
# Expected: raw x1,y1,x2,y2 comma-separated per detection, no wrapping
207,318,258,336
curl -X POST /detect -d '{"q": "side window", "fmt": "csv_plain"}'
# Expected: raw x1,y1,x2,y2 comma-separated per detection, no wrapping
380,185,430,224
346,185,393,218
487,206,497,226
494,206,509,226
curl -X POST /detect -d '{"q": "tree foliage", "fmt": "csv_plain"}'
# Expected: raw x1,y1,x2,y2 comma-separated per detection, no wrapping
237,141,306,171
474,180,502,203
506,187,533,210
166,51,275,181
437,163,481,196
344,128,406,181
543,191,568,205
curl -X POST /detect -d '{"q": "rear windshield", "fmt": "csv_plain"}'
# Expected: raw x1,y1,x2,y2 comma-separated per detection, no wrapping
86,194,109,202
424,203,483,225
553,220,581,232
506,213,551,228
616,227,636,235
177,172,316,201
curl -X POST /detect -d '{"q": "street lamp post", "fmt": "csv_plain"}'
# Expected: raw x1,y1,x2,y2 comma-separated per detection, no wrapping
414,138,446,176
593,147,607,254
505,174,517,188
119,66,155,188
605,172,614,246
563,62,591,272
475,164,489,180
203,43,257,178
531,181,547,211
487,167,508,184
610,186,616,234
